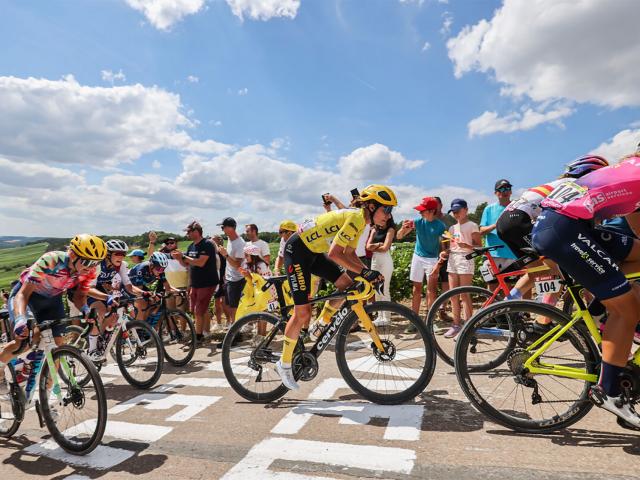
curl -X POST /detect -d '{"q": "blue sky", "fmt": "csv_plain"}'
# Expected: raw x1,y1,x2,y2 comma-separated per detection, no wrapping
1,0,639,236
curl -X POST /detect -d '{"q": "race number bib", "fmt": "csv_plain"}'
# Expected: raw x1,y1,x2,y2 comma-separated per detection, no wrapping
545,182,588,206
535,278,561,295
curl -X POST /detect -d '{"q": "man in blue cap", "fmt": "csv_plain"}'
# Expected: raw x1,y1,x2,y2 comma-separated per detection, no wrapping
480,179,517,276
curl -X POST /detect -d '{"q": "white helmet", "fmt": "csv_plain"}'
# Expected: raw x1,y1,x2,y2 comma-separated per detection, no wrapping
106,239,128,253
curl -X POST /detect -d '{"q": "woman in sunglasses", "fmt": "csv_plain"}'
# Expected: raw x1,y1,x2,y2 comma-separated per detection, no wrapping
0,234,106,366
275,184,397,390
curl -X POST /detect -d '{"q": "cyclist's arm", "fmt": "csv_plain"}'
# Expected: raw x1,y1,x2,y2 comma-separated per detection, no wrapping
328,243,365,274
86,287,108,301
71,290,89,311
13,281,36,318
124,283,144,296
625,211,640,237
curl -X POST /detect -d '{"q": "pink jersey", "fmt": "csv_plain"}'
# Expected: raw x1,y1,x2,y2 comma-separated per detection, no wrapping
540,156,640,221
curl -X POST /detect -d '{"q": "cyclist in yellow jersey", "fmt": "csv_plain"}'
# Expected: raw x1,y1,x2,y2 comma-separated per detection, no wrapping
276,185,397,390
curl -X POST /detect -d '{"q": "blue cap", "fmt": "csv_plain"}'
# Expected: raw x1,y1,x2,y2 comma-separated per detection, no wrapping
448,198,468,214
127,249,145,258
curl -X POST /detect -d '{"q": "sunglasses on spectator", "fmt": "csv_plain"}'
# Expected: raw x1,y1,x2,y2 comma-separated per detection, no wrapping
78,258,100,267
166,241,176,245
496,187,511,193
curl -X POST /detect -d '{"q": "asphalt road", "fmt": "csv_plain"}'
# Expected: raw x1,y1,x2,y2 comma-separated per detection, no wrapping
1,338,639,480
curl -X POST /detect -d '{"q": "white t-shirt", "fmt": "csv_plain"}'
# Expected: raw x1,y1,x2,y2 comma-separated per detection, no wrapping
448,221,480,254
248,239,270,259
226,237,246,282
278,237,286,258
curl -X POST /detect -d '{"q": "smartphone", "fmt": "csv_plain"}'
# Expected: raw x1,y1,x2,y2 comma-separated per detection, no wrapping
322,193,332,205
350,188,360,199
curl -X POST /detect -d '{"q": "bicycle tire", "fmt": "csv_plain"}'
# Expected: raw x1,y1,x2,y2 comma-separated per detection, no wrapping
0,364,22,438
455,300,598,433
222,312,289,403
335,301,436,405
116,320,164,389
426,285,496,366
39,345,107,455
159,310,196,366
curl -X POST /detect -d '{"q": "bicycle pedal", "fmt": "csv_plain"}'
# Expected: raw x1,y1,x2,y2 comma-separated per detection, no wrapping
588,386,605,407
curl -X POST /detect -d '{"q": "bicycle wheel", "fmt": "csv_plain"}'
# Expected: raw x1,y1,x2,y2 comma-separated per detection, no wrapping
335,301,436,405
0,365,22,438
116,320,164,389
62,325,94,387
455,300,598,433
427,286,498,366
222,312,289,403
39,345,107,455
159,310,196,366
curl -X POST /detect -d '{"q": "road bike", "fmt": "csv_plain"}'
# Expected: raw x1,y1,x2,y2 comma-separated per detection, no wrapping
65,296,164,389
427,245,570,365
0,312,107,454
454,268,640,432
222,276,436,405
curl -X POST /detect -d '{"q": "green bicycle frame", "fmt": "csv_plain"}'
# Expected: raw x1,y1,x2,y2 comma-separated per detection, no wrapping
522,272,640,383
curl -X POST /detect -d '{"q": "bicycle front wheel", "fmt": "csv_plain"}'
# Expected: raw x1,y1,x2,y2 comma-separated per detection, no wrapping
455,300,599,433
116,320,164,389
427,286,498,366
39,345,107,455
222,313,289,403
335,301,436,405
159,310,196,366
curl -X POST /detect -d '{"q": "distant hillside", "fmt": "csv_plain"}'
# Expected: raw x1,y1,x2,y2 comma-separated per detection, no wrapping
0,236,45,249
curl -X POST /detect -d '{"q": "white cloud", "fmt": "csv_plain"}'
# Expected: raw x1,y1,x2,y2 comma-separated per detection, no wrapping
237,87,249,96
590,128,640,162
440,11,453,36
152,159,162,168
447,0,640,108
226,0,300,21
125,0,205,31
421,41,431,52
468,105,574,138
101,69,126,84
338,144,424,182
187,75,199,83
213,120,223,126
0,75,202,166
0,157,84,189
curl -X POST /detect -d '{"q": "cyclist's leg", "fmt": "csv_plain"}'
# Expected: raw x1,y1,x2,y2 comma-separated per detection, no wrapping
533,209,640,424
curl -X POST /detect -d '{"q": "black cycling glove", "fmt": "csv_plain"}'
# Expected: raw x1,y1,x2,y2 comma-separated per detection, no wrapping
360,267,383,283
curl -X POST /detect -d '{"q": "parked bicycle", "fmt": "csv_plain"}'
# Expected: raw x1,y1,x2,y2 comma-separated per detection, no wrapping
0,311,107,455
222,276,436,405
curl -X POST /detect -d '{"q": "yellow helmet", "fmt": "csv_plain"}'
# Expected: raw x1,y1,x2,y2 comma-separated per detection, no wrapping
279,220,297,232
69,234,107,260
359,184,398,206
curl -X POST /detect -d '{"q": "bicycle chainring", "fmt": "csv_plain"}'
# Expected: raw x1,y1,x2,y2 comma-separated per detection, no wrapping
293,352,319,382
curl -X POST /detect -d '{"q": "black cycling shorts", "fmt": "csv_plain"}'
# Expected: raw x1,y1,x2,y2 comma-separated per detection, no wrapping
284,233,343,305
496,209,533,258
531,209,635,300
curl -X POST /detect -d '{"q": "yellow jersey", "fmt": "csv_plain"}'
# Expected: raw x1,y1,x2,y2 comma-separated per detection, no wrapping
298,208,367,254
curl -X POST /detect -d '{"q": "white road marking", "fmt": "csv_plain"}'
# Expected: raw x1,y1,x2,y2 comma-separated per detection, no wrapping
271,401,424,441
109,392,221,422
23,440,135,470
221,436,416,479
63,420,173,443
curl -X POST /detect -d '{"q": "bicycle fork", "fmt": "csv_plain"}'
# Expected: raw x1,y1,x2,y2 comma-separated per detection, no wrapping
351,302,386,353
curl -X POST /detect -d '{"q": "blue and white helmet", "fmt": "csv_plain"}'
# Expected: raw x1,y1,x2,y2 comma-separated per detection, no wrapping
150,251,169,268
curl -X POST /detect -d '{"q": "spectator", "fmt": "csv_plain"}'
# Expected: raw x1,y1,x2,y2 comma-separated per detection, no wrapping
240,244,272,278
245,224,271,265
172,221,219,345
366,215,396,325
432,197,455,297
217,217,246,324
397,197,446,321
147,231,158,257
445,198,481,338
275,220,297,274
212,235,231,332
480,179,517,273
127,249,146,265
162,237,188,310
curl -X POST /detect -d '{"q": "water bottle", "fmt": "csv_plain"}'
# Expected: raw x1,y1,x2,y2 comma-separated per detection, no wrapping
24,350,43,398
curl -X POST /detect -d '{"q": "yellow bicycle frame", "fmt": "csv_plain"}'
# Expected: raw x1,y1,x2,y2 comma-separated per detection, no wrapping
522,272,640,383
347,277,386,353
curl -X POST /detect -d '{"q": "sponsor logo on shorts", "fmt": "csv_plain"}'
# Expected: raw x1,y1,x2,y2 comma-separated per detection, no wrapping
289,263,307,292
576,233,617,270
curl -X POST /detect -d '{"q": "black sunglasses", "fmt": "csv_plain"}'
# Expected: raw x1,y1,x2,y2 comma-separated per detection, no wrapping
496,187,511,193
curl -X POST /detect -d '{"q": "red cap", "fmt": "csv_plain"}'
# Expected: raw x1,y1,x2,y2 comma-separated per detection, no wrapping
414,196,438,212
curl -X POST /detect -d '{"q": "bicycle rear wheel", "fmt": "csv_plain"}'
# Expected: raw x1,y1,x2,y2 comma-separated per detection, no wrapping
335,301,436,405
39,345,107,455
0,364,22,438
116,320,164,389
222,313,289,403
159,310,196,366
455,300,598,433
427,286,498,366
